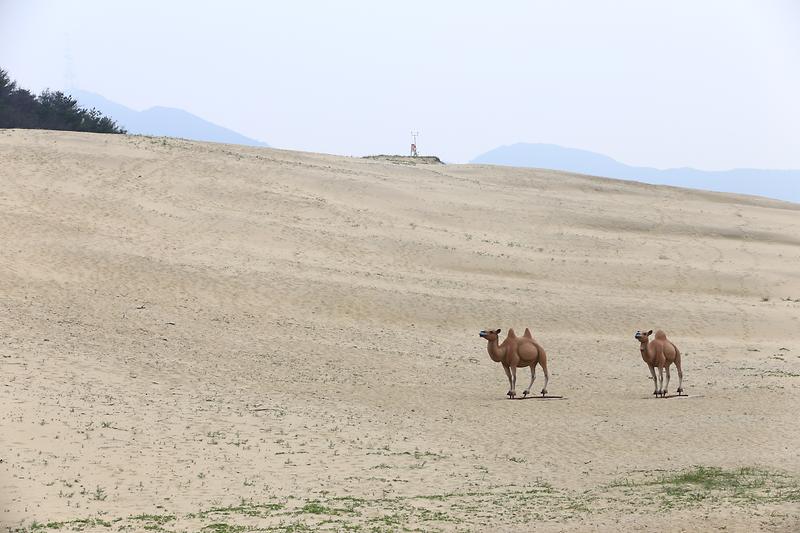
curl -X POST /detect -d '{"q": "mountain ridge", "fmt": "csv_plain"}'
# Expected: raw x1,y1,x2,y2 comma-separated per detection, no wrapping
69,89,268,147
471,143,800,204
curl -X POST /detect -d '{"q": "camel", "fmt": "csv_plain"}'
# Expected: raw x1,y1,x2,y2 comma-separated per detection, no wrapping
479,328,550,398
634,329,683,397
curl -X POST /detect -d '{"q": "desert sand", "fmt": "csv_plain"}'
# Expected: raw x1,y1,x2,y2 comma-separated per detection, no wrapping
1,129,799,532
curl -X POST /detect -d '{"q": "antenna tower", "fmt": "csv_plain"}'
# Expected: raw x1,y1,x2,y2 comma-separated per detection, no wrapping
410,130,419,157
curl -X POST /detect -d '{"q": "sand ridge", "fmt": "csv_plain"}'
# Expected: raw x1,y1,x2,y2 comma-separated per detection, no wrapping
1,129,799,531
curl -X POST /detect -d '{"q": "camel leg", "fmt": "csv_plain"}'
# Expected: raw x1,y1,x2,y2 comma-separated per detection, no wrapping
657,366,665,397
502,364,513,398
648,365,658,396
539,359,549,396
664,364,671,396
675,356,684,394
509,365,518,398
523,365,536,396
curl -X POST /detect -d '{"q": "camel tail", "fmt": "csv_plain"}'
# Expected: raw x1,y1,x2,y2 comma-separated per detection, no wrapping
670,342,682,365
671,342,681,358
537,344,550,393
537,345,549,375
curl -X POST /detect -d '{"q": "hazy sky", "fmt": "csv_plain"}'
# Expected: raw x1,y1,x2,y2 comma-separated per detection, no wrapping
1,0,799,167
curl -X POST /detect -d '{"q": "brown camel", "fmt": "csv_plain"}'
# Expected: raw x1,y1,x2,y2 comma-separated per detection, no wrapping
479,328,550,398
634,329,683,397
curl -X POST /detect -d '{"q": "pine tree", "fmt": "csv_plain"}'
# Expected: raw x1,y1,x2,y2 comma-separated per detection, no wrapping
0,68,126,133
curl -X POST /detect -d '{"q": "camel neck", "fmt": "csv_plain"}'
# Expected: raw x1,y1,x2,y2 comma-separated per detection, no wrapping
487,339,503,362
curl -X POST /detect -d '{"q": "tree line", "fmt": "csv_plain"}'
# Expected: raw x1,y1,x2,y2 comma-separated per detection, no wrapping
0,68,125,134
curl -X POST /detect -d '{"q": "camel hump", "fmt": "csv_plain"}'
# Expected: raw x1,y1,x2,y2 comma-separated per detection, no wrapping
653,341,666,361
654,330,668,341
507,328,517,338
523,328,533,339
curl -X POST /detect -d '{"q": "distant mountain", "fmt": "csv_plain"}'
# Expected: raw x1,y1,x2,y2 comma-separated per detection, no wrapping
471,143,800,204
70,90,268,147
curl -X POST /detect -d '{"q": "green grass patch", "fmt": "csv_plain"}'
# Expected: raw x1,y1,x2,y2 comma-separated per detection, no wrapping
659,466,767,491
202,524,248,533
609,465,800,509
23,518,113,531
298,500,357,516
194,502,283,519
369,513,404,526
130,514,176,524
274,523,313,532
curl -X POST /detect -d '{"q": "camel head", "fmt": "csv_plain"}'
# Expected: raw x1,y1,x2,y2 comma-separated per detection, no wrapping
479,328,502,342
634,329,653,343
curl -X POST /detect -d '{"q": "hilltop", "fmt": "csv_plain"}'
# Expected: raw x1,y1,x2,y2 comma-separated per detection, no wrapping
363,154,444,165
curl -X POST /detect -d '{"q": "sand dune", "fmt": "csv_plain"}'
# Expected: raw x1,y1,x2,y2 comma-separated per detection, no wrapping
1,129,799,531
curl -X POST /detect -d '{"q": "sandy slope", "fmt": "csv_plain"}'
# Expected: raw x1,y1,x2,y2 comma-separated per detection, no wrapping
1,130,799,532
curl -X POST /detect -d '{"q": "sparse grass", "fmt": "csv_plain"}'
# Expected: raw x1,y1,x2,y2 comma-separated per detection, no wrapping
608,466,800,509
660,466,765,491
130,514,176,525
19,468,800,532
279,523,314,532
300,502,335,515
202,524,247,533
414,508,454,522
763,370,800,378
369,513,403,526
365,448,448,460
21,518,113,531
92,485,107,501
298,500,360,516
193,501,284,519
